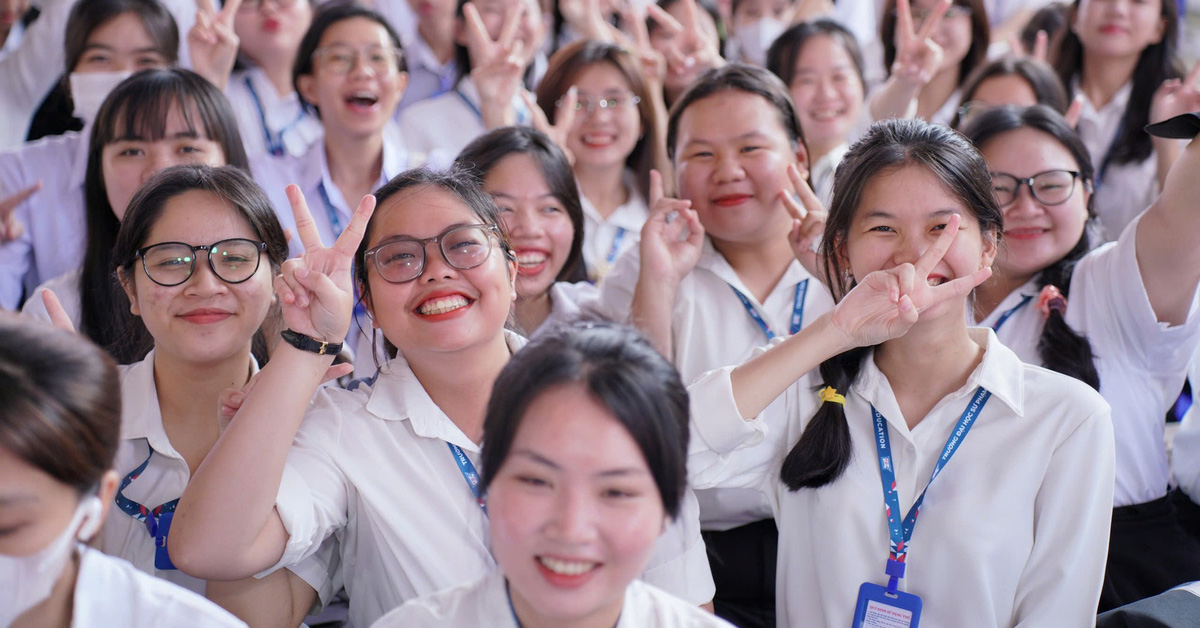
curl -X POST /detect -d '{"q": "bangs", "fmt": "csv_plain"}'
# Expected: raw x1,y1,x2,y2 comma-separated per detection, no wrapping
104,89,205,143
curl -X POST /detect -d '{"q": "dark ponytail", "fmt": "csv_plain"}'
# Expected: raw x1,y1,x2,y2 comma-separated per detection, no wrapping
781,118,1004,491
962,105,1100,390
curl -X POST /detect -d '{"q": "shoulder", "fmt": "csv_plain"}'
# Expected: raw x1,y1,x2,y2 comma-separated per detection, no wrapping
74,548,246,627
372,571,509,628
0,132,82,180
620,581,734,627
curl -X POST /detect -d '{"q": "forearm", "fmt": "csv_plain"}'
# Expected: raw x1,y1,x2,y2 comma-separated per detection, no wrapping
1137,136,1200,323
631,271,678,358
729,313,850,419
868,76,921,122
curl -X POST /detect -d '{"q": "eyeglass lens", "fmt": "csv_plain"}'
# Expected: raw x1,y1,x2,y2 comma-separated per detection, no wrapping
371,225,494,283
991,171,1078,206
316,44,401,75
141,239,263,286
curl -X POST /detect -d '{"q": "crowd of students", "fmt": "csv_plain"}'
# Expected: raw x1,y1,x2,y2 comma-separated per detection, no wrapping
3,0,1200,626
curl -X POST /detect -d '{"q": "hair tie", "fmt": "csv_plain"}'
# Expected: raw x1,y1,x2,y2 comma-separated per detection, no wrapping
818,386,846,406
1036,285,1067,317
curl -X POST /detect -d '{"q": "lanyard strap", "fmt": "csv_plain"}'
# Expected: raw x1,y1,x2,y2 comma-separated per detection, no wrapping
447,443,488,516
455,88,529,125
114,445,179,535
316,180,345,238
871,386,991,593
990,294,1033,333
728,278,809,341
605,227,628,265
244,76,304,157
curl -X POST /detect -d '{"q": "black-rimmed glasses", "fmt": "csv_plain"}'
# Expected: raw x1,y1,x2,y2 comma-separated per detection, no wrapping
133,239,267,287
989,170,1086,207
364,224,501,284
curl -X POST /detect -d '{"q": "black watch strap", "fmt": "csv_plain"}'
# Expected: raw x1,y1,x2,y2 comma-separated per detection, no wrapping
281,329,343,356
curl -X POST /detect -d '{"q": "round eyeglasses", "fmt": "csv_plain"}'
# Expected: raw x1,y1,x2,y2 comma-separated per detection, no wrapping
133,239,268,287
559,92,641,120
363,224,502,284
989,170,1085,207
313,44,404,76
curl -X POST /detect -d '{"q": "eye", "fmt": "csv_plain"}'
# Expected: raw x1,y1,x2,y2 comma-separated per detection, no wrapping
517,475,549,488
932,223,948,231
540,205,563,214
138,56,163,67
82,53,110,65
118,147,144,157
740,145,763,154
868,225,895,233
179,145,205,155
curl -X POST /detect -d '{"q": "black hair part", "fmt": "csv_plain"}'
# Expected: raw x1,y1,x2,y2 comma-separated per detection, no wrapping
961,104,1100,389
455,126,588,283
480,322,690,519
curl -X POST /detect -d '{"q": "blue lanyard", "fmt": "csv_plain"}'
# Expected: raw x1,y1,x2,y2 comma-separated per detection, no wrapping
447,442,488,516
990,294,1033,333
605,227,628,265
455,88,529,125
316,180,345,238
114,445,179,568
244,76,304,157
729,278,809,341
871,386,991,593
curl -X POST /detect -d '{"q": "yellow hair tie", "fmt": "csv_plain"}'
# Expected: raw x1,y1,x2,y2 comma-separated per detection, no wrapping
818,386,846,405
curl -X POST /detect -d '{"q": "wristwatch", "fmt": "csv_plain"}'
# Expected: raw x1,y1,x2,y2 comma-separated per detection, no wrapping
281,329,343,356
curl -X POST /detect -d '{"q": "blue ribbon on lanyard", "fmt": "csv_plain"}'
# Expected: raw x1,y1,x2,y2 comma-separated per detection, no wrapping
114,445,179,570
605,227,628,266
990,294,1033,333
729,278,809,341
871,386,991,594
316,180,345,238
244,76,304,157
447,443,488,516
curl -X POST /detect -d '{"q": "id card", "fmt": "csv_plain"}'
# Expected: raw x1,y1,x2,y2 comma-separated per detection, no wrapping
852,582,921,628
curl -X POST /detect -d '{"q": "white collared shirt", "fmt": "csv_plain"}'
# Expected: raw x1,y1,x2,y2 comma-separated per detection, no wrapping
372,569,733,628
72,546,245,627
0,0,72,150
597,239,835,529
266,331,712,626
974,214,1200,507
580,171,648,283
225,67,322,159
687,328,1115,627
395,31,458,113
396,77,530,158
1073,79,1160,243
0,130,88,309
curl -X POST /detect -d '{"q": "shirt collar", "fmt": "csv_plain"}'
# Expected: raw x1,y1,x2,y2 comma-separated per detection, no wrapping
578,170,648,229
309,125,410,212
407,31,454,73
694,237,816,302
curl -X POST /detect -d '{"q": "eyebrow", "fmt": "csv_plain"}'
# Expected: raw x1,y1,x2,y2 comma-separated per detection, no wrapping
113,130,202,142
512,449,651,478
490,192,557,201
82,43,163,55
861,208,960,220
683,131,772,146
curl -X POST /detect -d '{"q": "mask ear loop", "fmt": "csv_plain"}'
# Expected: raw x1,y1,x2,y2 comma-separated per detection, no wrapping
75,495,105,542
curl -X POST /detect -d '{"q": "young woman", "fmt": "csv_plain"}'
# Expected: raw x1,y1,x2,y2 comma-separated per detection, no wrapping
535,40,667,281
646,0,724,107
168,168,712,626
962,103,1200,609
1052,0,1183,242
597,64,830,627
766,18,868,204
0,317,243,628
871,0,990,125
687,116,1113,625
374,323,731,627
949,54,1068,129
16,69,248,364
455,126,592,336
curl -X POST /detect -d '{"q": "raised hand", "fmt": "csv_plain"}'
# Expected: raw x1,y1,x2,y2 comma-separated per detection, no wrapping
465,1,526,127
1007,29,1048,62
779,163,826,278
217,364,352,431
620,1,667,91
639,169,703,287
0,180,38,242
559,0,615,42
890,0,950,89
189,0,243,91
652,0,722,82
521,88,577,164
828,213,992,348
1151,62,1200,126
275,185,375,344
40,289,76,333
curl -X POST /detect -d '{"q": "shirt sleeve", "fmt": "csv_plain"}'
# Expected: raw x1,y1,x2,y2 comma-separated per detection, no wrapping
687,364,788,492
0,0,72,148
637,489,716,605
0,150,36,309
1011,397,1115,625
593,244,640,324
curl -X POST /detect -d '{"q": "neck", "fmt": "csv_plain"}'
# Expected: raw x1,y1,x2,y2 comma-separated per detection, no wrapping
807,139,841,166
1080,52,1138,108
873,315,983,429
325,133,385,205
576,163,628,219
973,267,1035,321
508,579,622,628
407,332,511,443
13,548,79,628
419,19,456,64
711,223,795,303
515,290,553,337
256,54,298,96
153,348,253,471
917,67,960,120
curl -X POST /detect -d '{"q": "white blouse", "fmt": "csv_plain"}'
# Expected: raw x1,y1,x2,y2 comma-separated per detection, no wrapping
579,171,648,282
371,569,733,628
224,67,322,160
687,328,1115,627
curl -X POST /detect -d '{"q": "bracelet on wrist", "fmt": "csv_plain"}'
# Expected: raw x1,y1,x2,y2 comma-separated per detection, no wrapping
280,329,342,356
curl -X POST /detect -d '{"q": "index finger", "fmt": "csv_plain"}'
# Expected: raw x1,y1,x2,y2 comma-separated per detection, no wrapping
896,0,915,41
463,3,491,49
914,212,961,278
195,0,216,14
286,184,325,253
1,182,41,217
218,0,243,24
41,289,76,333
678,0,698,34
555,85,578,131
914,0,951,43
649,169,665,207
1032,30,1048,61
332,194,377,257
497,1,523,50
646,3,684,35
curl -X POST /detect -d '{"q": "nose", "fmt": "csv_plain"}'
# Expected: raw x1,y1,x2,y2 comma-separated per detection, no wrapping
712,151,746,183
1004,182,1044,217
889,232,929,268
183,252,228,296
142,151,174,184
506,208,541,238
545,486,597,545
419,239,457,282
348,51,377,78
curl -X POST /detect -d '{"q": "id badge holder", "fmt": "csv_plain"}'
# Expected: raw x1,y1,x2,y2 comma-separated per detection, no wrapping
852,582,922,628
150,511,177,571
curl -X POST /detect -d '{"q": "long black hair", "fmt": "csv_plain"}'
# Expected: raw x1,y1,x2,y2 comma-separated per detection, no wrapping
962,104,1100,390
780,118,1003,491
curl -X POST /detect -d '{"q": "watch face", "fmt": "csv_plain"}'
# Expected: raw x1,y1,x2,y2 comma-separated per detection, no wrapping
1146,112,1200,139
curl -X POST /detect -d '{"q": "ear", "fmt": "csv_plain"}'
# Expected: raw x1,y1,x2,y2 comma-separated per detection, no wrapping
358,280,380,329
507,254,518,302
297,74,318,108
117,266,140,316
394,71,410,99
980,226,999,269
94,470,119,528
792,142,810,180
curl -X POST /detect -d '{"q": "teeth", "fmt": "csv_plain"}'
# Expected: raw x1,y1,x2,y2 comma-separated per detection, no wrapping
582,133,614,145
810,109,843,121
538,556,597,576
927,278,946,287
417,295,470,315
516,252,547,266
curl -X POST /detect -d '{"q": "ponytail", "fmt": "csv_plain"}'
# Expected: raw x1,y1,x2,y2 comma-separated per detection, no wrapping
780,346,869,490
1034,234,1100,390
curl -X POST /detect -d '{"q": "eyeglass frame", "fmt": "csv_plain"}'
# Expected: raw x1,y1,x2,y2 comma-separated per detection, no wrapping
311,44,405,76
557,92,642,119
362,223,505,284
131,238,269,287
988,169,1089,207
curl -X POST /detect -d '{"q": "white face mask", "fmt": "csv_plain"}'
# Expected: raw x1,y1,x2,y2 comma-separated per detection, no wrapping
69,71,134,125
731,17,787,67
0,495,104,627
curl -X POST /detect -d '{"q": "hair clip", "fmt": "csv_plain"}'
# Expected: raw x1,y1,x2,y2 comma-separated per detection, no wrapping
818,386,846,406
1036,285,1067,317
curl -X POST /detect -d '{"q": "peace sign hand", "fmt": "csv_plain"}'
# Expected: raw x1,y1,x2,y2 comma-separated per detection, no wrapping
1151,62,1200,126
189,0,242,90
0,180,38,242
521,88,577,165
891,0,950,89
639,169,703,287
828,214,992,348
779,164,826,278
275,185,375,344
